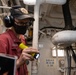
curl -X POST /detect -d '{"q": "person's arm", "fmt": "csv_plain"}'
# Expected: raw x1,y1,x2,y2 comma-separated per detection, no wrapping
0,38,8,53
16,47,39,68
3,72,8,75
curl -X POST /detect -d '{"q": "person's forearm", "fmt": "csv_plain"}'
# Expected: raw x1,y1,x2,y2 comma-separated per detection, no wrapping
16,59,25,68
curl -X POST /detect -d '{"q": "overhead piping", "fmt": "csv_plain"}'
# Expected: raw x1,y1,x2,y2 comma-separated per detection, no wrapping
52,0,76,47
0,6,11,9
62,0,74,30
23,0,66,5
52,30,76,47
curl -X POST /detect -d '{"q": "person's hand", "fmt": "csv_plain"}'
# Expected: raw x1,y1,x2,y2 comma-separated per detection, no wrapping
16,47,39,68
3,71,8,75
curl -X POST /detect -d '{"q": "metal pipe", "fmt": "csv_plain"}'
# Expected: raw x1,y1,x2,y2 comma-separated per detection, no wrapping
31,0,40,75
52,30,76,47
23,0,66,5
0,6,11,9
62,0,74,30
65,47,71,75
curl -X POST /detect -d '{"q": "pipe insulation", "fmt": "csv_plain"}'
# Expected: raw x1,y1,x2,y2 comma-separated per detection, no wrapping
52,30,76,47
23,0,66,5
31,0,40,75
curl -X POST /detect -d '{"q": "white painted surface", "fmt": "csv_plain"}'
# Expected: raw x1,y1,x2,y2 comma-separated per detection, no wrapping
23,0,66,5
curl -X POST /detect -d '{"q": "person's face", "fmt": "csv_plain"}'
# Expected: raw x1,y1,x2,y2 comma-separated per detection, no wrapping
14,18,31,26
13,18,31,35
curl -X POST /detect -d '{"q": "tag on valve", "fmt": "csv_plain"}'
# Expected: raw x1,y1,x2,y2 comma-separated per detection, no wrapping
19,43,40,59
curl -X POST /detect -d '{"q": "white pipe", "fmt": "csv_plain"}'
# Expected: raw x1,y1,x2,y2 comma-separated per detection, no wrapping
52,30,76,47
23,0,36,5
33,0,40,49
23,0,66,5
31,0,40,75
0,6,11,9
42,0,66,5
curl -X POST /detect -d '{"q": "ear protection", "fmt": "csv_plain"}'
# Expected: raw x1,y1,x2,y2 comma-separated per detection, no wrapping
3,15,14,27
3,15,35,27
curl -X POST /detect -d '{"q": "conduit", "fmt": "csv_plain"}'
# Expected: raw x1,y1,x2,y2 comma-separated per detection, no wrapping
23,0,66,5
